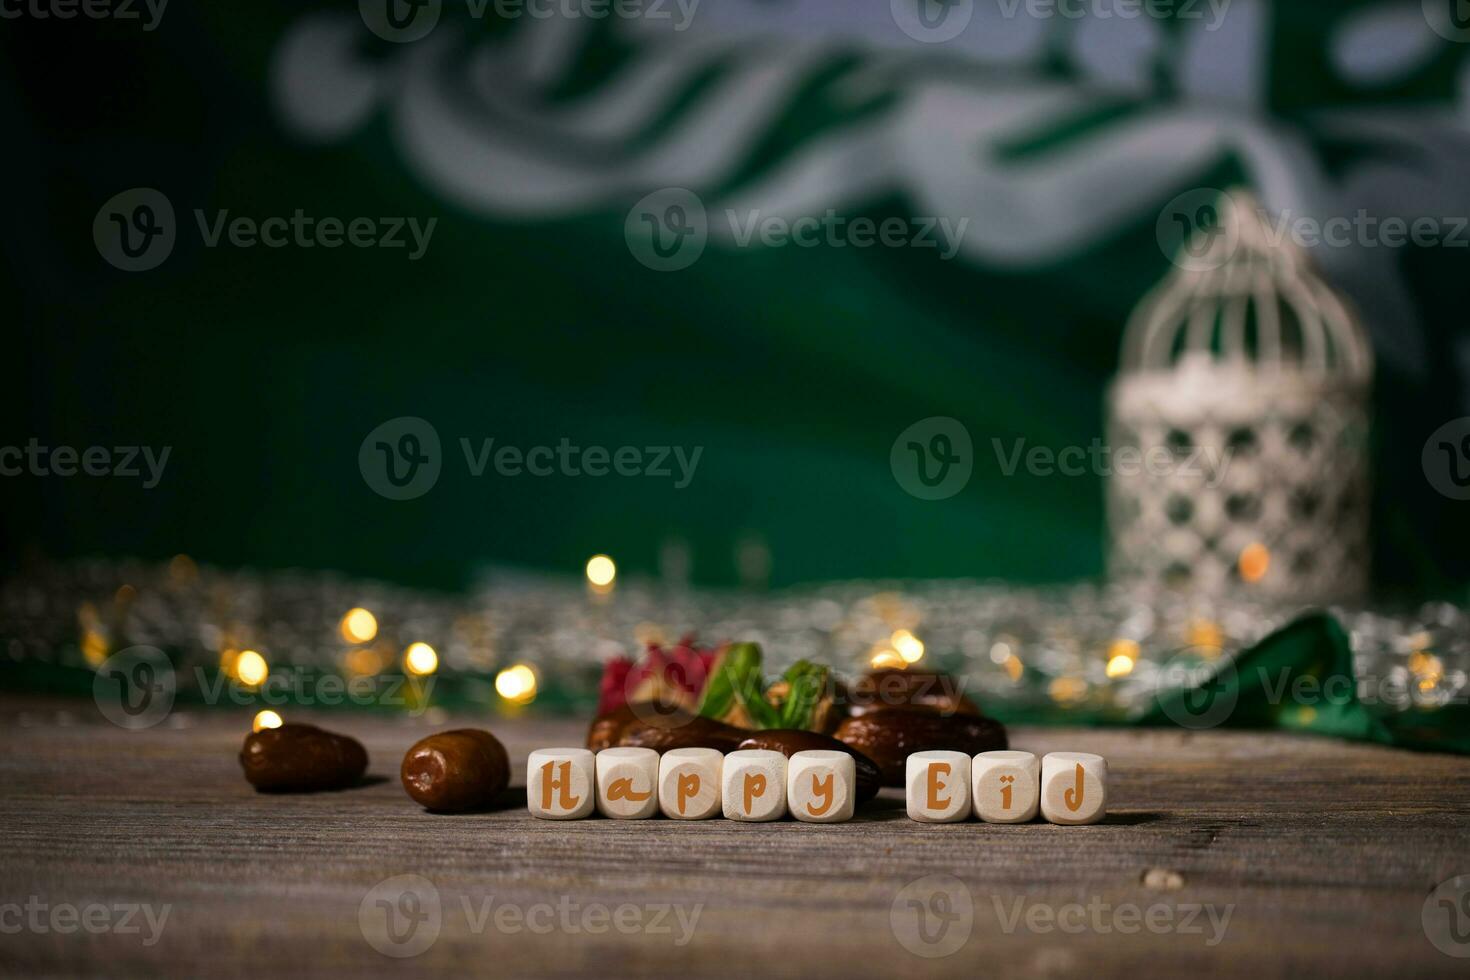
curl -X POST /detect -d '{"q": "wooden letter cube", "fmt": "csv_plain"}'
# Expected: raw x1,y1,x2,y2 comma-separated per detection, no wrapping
972,750,1040,823
905,751,972,822
1040,752,1107,825
595,747,659,819
721,750,787,822
658,748,722,819
787,750,855,823
527,747,595,819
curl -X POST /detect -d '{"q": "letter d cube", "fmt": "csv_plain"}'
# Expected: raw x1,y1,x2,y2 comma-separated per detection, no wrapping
1040,752,1107,825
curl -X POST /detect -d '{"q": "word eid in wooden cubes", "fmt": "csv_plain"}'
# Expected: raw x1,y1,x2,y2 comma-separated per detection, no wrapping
972,750,1040,824
905,751,972,823
527,747,596,820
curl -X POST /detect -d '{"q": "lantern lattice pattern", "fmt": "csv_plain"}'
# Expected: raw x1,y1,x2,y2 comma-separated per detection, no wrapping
1107,189,1374,601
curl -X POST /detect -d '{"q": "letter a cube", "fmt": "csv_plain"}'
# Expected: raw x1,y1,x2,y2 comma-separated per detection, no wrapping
527,747,595,819
905,751,972,822
972,750,1040,823
595,747,659,819
1040,752,1107,825
721,750,787,821
658,748,722,819
787,750,855,823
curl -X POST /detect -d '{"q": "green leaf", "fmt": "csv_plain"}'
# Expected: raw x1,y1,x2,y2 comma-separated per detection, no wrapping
698,643,781,728
777,660,830,729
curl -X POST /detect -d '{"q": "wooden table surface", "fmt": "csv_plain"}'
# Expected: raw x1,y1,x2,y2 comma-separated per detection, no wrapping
2,697,1467,979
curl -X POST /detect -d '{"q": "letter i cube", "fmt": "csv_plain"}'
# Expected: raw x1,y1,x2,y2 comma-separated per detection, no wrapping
905,751,972,822
972,750,1040,823
1040,752,1107,825
787,750,855,823
721,750,787,821
595,747,659,819
658,748,723,819
527,748,595,819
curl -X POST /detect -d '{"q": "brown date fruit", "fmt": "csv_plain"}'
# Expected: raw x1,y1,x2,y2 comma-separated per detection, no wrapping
736,729,882,804
586,700,695,751
618,714,746,753
239,723,368,792
847,668,978,718
834,709,1007,787
401,729,510,812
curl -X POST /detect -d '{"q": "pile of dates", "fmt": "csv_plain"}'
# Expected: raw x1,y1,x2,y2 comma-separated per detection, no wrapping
587,666,1007,788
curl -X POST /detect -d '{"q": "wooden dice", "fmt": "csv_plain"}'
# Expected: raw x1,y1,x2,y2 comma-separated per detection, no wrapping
787,750,856,823
905,751,971,822
972,750,1040,823
526,747,595,819
721,750,787,821
1040,751,1107,825
658,747,723,819
595,747,659,819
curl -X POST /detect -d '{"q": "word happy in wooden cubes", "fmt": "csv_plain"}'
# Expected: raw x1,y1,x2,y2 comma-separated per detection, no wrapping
658,747,723,819
905,751,972,822
595,747,660,819
1040,751,1107,825
787,750,855,823
721,749,787,822
972,750,1040,823
527,747,595,820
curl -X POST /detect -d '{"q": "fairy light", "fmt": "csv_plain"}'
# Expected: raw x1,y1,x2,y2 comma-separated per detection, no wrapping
869,649,906,670
495,664,538,704
1238,542,1270,584
235,650,268,687
404,642,439,676
1106,639,1139,678
252,709,283,732
891,630,925,664
585,555,617,593
1048,676,1089,705
340,607,378,644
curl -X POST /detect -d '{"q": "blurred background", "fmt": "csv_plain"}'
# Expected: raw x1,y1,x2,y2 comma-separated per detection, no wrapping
3,1,1470,741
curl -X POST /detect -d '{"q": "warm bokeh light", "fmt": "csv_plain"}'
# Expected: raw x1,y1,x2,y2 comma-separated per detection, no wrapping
235,650,268,687
1105,639,1139,678
340,607,378,644
343,646,388,677
1186,619,1224,655
1048,676,1088,704
82,630,108,668
585,554,617,589
252,709,283,732
891,629,925,664
1238,542,1270,583
404,642,439,676
869,649,906,670
168,553,198,587
495,664,538,704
